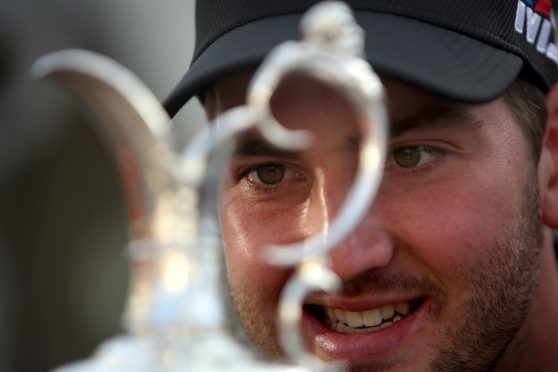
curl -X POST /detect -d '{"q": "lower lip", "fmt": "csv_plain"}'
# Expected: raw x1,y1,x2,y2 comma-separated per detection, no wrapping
301,299,430,363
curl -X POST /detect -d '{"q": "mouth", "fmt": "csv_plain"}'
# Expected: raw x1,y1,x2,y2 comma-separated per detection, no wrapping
305,297,424,334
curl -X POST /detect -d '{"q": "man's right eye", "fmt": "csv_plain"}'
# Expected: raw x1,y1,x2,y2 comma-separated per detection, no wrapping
246,163,294,185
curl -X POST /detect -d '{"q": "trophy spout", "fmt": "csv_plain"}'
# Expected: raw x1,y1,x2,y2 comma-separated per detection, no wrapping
32,49,177,241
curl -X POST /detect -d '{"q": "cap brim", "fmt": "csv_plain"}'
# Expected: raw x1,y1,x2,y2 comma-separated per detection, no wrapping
164,11,523,117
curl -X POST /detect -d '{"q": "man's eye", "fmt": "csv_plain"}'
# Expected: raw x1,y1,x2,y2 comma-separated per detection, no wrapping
247,163,293,185
390,146,444,169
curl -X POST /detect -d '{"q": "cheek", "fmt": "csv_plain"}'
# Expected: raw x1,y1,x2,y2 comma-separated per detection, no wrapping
219,160,355,309
220,168,353,265
221,196,313,255
219,195,313,302
386,161,526,281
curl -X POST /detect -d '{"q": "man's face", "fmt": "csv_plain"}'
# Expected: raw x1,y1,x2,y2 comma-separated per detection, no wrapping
212,72,543,370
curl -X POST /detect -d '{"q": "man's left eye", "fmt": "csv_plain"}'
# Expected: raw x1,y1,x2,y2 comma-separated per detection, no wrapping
390,146,444,169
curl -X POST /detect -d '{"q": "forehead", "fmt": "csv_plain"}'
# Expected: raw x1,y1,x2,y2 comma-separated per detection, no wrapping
208,69,511,133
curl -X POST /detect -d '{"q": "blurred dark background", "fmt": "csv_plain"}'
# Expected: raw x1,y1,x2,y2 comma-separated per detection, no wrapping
0,1,203,371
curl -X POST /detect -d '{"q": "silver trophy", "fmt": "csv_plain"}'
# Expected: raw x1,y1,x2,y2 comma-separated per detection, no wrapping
32,2,387,371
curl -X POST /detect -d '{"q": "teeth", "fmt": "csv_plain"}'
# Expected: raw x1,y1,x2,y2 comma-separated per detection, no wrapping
362,309,382,327
332,319,395,334
379,321,392,330
381,304,394,319
395,302,410,315
324,301,412,333
334,308,347,324
345,311,363,328
326,307,335,320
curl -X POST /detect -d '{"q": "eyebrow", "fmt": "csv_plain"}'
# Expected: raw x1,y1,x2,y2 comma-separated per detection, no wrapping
390,105,484,138
233,131,361,158
231,105,478,157
233,133,303,159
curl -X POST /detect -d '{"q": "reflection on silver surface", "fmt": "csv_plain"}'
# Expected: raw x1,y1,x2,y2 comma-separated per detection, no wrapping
33,2,388,371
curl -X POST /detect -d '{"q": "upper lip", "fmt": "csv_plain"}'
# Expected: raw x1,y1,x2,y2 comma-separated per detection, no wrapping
304,292,423,311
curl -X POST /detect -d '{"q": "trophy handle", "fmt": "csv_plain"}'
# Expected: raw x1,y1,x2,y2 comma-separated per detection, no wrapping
245,3,388,368
32,49,176,242
248,2,388,267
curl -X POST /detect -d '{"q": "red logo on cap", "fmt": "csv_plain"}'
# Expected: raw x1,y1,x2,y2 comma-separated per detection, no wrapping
535,0,551,17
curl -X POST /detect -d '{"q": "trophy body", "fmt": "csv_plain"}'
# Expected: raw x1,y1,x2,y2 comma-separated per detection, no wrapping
33,2,388,371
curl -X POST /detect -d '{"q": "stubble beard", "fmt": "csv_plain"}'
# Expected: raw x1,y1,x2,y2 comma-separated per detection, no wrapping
228,177,543,371
229,283,283,359
428,177,543,371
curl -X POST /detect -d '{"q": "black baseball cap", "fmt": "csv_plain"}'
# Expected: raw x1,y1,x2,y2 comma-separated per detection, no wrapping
164,0,558,117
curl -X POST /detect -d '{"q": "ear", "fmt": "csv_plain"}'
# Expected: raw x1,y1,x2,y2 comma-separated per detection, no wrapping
541,84,558,228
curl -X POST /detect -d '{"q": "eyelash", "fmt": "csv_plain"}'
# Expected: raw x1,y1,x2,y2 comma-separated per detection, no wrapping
238,163,304,192
385,145,447,174
235,144,446,191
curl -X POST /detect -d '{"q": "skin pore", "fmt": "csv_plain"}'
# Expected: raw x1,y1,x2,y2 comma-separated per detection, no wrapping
206,71,558,371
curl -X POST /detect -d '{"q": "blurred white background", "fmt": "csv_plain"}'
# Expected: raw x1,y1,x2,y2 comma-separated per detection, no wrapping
0,1,203,370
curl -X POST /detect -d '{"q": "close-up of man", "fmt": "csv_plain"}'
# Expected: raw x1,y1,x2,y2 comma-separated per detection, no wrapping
164,0,558,371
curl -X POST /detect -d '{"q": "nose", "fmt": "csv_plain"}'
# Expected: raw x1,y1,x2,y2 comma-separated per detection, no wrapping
307,167,395,282
328,216,395,282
